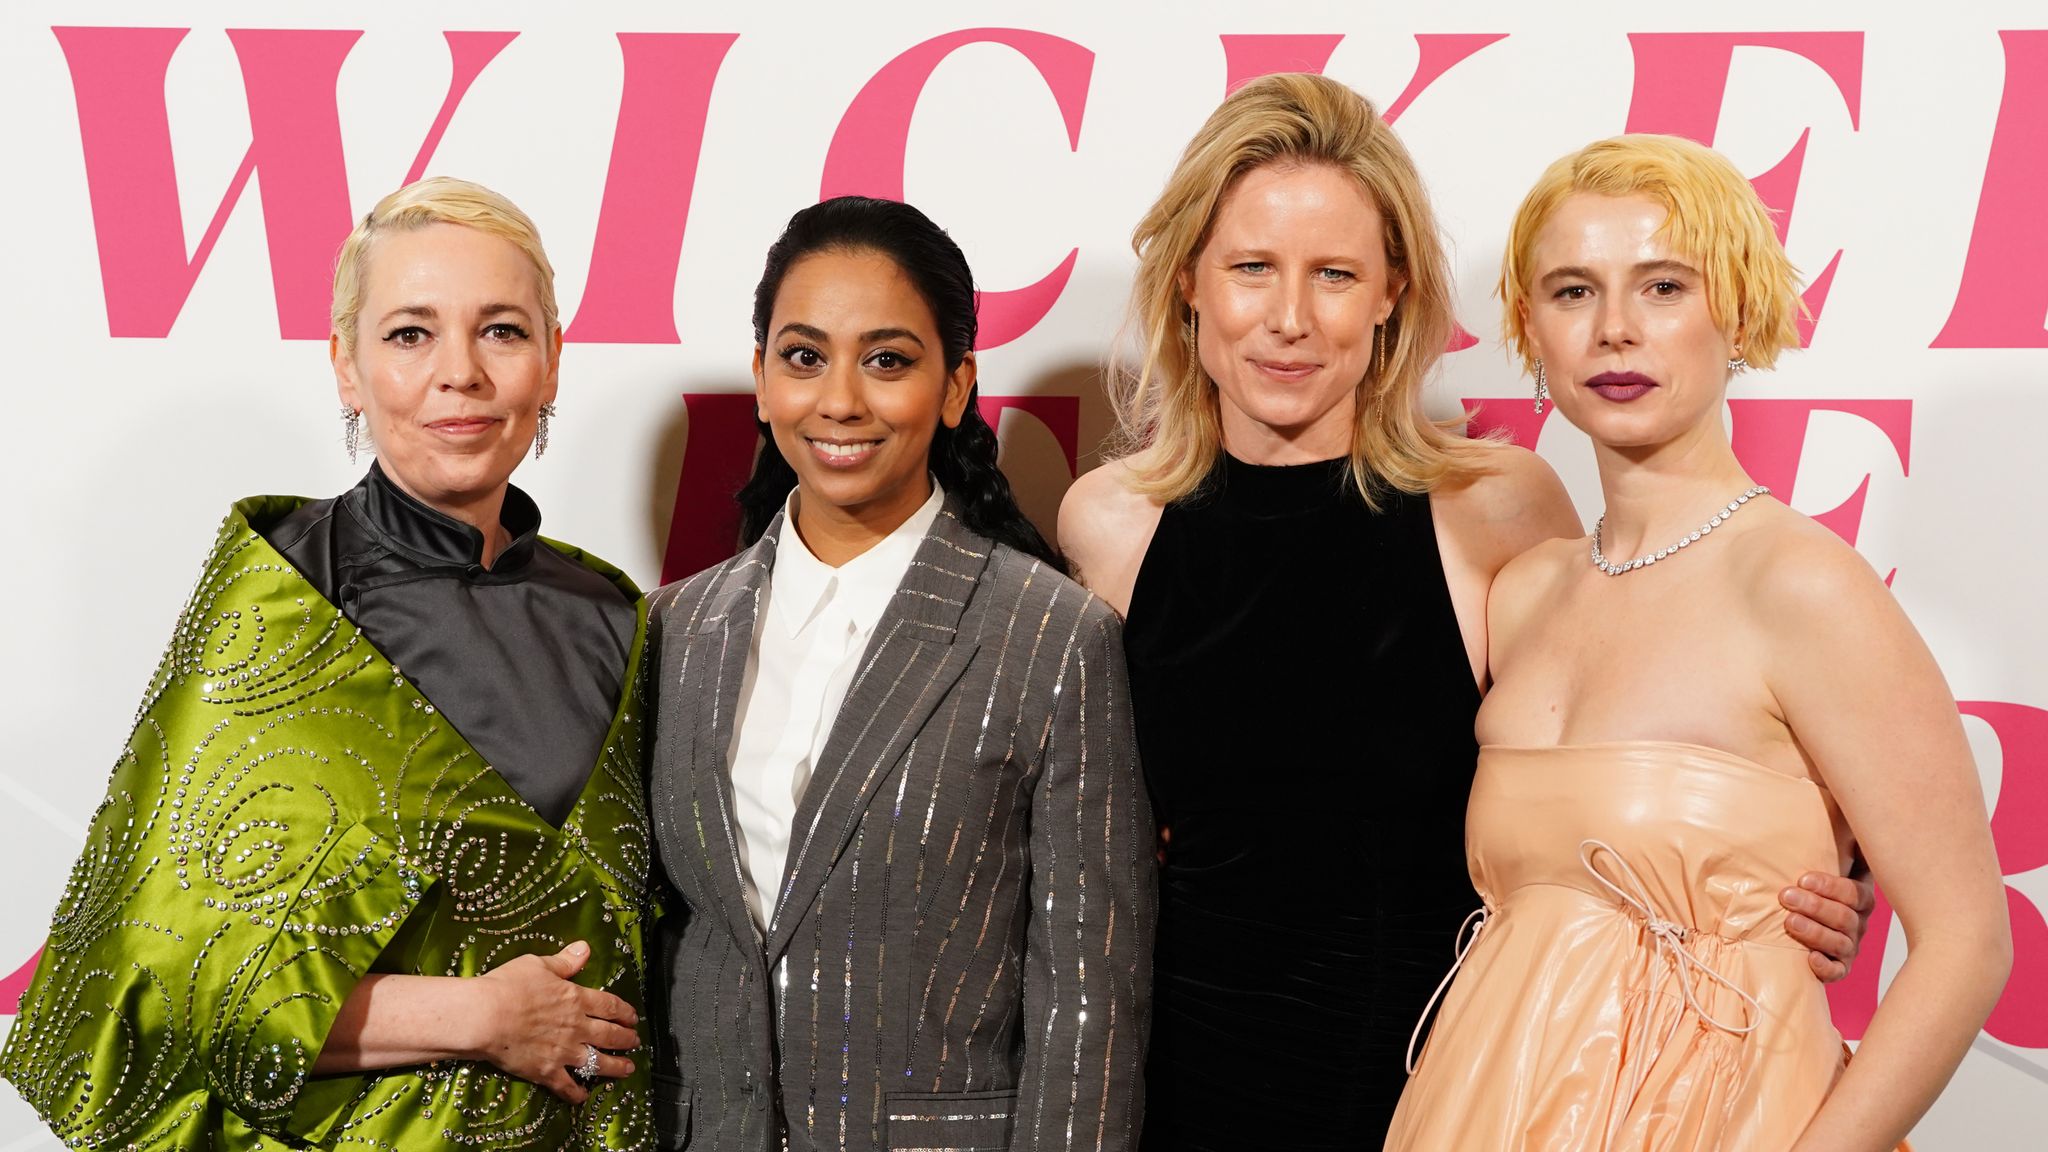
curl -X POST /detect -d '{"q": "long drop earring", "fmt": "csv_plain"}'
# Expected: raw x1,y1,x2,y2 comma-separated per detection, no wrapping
1184,310,1204,388
534,403,556,459
1533,360,1550,414
342,407,362,464
1374,322,1388,379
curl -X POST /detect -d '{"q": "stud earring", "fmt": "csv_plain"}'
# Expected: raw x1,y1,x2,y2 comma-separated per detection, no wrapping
534,403,556,458
1726,350,1749,374
342,407,362,464
1533,360,1550,414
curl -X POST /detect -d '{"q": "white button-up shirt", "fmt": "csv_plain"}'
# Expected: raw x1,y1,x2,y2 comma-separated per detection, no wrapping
726,482,945,935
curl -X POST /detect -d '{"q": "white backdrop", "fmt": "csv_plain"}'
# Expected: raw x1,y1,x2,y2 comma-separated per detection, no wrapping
2,2,2044,1146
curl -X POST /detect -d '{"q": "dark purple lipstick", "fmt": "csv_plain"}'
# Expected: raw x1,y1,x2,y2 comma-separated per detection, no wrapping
1586,371,1658,402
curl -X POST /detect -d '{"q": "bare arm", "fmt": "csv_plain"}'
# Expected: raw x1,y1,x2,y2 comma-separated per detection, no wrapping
1766,543,2011,1151
313,941,642,1103
1435,442,1582,690
1057,461,1163,617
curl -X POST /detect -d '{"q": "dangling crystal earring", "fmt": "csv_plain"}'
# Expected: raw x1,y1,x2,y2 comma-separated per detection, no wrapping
342,406,362,464
534,402,556,458
1533,360,1550,414
1184,310,1204,388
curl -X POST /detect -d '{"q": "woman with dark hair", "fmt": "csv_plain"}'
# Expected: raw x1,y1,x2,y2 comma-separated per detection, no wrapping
642,195,1155,1152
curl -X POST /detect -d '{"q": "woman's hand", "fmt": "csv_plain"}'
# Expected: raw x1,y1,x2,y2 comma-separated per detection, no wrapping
1781,868,1876,982
313,941,641,1104
469,941,641,1103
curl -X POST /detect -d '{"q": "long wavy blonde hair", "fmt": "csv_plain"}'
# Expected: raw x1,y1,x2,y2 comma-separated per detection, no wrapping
1110,73,1488,507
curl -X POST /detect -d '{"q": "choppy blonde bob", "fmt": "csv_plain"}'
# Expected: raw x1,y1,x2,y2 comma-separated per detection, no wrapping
330,176,560,354
1109,72,1489,507
1500,134,1803,373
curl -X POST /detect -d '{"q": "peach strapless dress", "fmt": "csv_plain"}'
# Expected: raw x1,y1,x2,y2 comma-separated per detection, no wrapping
1385,741,1871,1151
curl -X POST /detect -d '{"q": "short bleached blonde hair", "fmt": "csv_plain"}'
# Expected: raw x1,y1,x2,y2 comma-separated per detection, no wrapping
1111,73,1489,508
329,176,559,354
1500,134,1803,373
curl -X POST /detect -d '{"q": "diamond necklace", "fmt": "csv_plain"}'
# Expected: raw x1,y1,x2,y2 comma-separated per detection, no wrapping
1590,486,1771,576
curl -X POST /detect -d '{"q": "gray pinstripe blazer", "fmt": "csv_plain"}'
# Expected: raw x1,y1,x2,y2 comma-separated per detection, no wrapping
644,502,1154,1152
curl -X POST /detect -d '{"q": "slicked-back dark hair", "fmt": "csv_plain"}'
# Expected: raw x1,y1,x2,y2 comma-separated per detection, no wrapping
735,196,1062,572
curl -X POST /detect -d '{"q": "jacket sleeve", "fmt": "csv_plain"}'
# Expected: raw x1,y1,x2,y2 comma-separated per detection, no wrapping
0,693,434,1148
0,520,437,1148
1014,603,1156,1151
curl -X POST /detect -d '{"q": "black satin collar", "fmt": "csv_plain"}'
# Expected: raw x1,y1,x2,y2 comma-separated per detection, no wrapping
353,462,542,573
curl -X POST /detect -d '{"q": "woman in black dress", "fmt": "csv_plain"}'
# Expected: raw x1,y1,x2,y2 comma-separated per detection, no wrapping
1057,73,1878,1148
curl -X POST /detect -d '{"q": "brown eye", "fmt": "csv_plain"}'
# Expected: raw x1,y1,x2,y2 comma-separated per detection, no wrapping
383,326,428,347
779,345,823,370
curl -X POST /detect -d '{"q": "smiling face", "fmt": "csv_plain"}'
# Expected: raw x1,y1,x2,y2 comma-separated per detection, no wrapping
1184,161,1404,463
1521,192,1739,453
755,248,974,549
333,222,559,514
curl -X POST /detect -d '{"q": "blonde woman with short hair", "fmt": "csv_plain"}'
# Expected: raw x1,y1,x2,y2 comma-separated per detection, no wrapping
1385,135,2009,1151
1059,78,1877,1147
0,177,656,1150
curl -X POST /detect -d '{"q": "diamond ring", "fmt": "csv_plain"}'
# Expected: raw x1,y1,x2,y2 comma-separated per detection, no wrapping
573,1044,600,1081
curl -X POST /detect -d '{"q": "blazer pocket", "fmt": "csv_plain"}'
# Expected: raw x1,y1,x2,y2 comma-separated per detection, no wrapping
652,1073,693,1151
883,1088,1017,1151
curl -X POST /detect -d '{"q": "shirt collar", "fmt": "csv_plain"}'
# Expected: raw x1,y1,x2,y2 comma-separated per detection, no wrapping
351,461,542,571
770,480,945,640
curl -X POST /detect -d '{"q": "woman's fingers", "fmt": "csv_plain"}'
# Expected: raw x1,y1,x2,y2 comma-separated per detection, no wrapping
579,987,638,1026
590,1021,641,1051
541,1063,591,1104
539,940,592,980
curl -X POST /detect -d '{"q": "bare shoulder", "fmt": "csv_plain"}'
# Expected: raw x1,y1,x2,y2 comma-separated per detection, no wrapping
1433,441,1573,521
1431,441,1582,571
1056,455,1164,616
1494,530,1583,597
1730,502,1897,627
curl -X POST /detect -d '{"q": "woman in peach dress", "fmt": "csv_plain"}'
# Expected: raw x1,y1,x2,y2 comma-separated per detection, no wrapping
1385,135,2010,1151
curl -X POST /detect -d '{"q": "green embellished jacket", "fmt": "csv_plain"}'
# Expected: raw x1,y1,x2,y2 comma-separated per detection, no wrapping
0,497,657,1150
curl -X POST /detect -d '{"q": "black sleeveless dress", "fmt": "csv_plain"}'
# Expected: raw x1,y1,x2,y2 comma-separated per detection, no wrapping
1125,453,1481,1150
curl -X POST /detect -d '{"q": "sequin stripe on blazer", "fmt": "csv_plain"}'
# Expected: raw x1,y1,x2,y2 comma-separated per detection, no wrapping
643,501,1155,1152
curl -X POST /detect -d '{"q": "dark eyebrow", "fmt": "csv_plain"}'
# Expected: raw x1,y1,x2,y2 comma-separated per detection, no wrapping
772,322,829,343
769,322,927,350
859,327,925,349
